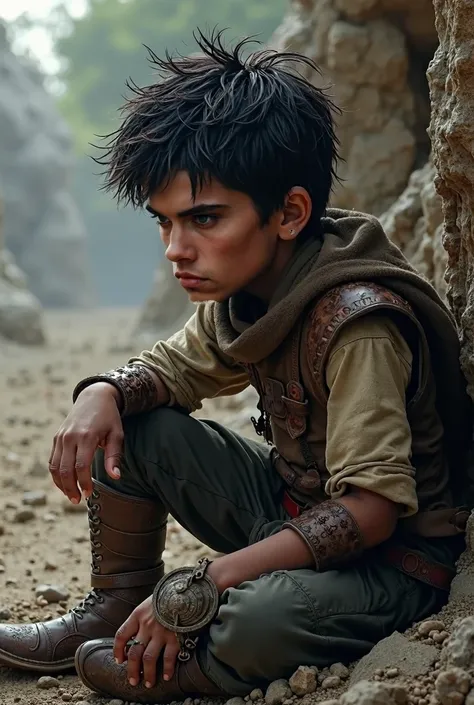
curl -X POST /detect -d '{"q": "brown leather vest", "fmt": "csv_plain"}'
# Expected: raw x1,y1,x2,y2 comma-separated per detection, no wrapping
246,282,468,537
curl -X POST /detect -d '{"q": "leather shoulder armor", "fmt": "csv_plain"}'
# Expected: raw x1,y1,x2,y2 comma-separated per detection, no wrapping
306,281,421,402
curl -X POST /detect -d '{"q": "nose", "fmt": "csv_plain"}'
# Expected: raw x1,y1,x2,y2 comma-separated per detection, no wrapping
164,226,195,264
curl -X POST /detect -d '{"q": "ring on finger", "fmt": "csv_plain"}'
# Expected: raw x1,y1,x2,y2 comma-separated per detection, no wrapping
130,638,147,647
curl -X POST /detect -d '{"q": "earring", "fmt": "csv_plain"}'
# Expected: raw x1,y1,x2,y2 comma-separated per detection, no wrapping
289,228,296,236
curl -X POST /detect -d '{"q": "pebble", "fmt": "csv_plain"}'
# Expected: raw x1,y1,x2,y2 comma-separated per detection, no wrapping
0,608,11,619
22,490,47,507
0,523,4,536
13,508,36,523
225,700,246,705
321,676,341,689
329,662,349,679
418,620,445,637
250,690,264,701
319,701,339,705
265,679,292,705
44,559,58,570
35,584,70,603
37,676,60,689
107,701,124,705
435,668,471,705
386,667,400,678
289,666,317,695
61,695,72,702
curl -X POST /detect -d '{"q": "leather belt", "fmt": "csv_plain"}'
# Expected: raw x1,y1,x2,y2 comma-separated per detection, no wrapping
282,491,455,592
383,545,455,592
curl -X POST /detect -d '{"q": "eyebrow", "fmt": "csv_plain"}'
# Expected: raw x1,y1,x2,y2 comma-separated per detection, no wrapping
145,203,230,218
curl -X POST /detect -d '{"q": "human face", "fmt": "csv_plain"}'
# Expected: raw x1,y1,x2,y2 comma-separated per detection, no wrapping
147,171,293,302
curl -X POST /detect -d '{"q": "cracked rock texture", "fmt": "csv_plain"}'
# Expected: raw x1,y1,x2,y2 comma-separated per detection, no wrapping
0,22,91,308
273,0,437,216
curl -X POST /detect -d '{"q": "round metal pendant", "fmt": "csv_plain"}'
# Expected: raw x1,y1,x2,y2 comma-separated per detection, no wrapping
152,566,219,633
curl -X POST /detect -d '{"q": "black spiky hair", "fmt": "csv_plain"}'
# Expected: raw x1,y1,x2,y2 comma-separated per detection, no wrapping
95,28,341,230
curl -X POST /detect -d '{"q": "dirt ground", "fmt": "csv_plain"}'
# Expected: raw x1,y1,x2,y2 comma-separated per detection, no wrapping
0,308,220,705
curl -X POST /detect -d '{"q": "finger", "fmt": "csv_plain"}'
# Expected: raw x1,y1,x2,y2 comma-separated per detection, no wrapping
104,428,124,481
162,638,180,682
142,636,164,689
126,635,148,687
48,435,64,494
74,436,98,499
58,434,81,504
114,613,138,664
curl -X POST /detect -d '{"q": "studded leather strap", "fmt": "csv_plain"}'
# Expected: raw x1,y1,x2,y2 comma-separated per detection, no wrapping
72,364,159,417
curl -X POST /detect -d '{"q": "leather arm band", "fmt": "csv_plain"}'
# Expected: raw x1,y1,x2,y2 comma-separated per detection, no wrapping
283,500,365,571
72,364,159,417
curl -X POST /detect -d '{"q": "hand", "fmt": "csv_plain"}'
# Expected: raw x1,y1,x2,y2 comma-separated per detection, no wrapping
48,382,124,504
114,596,180,689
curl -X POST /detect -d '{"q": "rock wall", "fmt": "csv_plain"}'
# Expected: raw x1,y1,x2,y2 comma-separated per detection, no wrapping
0,199,44,345
380,159,447,299
273,0,438,216
0,23,92,308
427,0,474,401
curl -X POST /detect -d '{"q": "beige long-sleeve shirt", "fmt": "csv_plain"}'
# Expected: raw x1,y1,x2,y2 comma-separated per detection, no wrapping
130,305,418,514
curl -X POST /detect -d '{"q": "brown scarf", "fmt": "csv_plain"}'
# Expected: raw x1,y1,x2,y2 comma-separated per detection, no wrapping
212,207,472,484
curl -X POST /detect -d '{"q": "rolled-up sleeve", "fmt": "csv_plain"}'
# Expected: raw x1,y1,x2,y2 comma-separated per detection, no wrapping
324,314,418,517
128,303,249,412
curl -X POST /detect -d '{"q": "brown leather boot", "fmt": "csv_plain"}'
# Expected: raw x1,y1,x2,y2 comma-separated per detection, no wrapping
75,637,226,703
0,480,167,673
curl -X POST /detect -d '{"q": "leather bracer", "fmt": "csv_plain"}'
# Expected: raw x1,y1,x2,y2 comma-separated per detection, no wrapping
283,500,364,570
72,364,158,417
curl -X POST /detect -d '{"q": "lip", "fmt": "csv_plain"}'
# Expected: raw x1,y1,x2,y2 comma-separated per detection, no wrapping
175,273,207,289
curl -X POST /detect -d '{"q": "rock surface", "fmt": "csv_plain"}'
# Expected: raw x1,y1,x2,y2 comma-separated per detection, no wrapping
273,0,436,216
0,22,91,307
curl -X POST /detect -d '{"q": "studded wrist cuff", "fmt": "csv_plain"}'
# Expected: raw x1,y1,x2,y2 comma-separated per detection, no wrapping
152,557,219,663
72,365,158,417
283,500,364,571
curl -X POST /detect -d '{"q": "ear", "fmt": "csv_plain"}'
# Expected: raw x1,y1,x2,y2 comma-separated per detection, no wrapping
279,187,313,241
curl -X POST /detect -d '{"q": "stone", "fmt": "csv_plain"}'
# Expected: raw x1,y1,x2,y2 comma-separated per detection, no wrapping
350,632,437,685
13,508,36,523
37,676,60,689
226,699,247,705
435,669,471,705
107,701,124,705
273,0,436,217
341,680,408,705
35,584,69,603
0,607,11,619
417,620,446,637
330,663,350,679
289,666,317,695
322,676,341,689
265,680,292,705
442,617,474,671
22,490,47,507
0,24,91,308
250,690,264,701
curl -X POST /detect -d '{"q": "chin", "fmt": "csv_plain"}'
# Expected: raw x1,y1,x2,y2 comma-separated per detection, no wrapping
187,289,232,303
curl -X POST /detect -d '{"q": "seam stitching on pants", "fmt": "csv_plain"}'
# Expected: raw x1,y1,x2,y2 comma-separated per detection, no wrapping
275,571,320,630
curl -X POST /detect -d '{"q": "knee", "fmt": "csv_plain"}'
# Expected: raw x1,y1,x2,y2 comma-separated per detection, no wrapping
209,571,315,681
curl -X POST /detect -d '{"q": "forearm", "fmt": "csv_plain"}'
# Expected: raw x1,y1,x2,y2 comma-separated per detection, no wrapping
72,364,170,416
207,489,398,593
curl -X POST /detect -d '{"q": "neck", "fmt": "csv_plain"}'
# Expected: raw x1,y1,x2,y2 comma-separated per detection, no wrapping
243,240,297,303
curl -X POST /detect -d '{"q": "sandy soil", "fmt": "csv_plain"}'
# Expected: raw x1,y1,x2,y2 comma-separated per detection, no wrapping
0,308,218,705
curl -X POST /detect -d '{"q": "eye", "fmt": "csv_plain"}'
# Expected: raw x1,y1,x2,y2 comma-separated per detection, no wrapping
151,214,170,227
193,214,217,226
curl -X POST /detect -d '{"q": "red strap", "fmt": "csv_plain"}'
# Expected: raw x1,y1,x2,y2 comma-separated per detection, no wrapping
282,491,303,518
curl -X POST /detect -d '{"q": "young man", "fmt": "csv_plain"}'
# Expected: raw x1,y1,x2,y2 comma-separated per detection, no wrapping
0,30,471,704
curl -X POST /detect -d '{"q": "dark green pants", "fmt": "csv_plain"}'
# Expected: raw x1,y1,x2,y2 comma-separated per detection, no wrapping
93,408,462,695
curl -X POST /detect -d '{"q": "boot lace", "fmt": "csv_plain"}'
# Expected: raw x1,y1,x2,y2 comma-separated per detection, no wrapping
70,488,105,620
